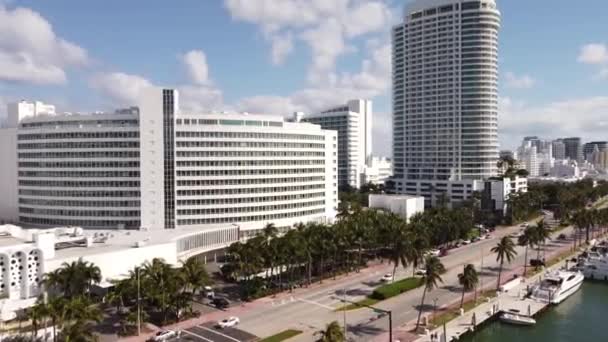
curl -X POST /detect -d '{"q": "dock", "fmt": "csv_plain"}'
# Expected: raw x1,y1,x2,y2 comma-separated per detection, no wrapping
414,272,555,342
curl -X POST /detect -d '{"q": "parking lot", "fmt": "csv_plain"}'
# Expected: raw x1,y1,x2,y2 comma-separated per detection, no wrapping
175,322,258,342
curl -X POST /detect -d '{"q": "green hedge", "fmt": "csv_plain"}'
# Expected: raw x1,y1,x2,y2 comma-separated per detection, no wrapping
260,329,303,342
370,277,423,300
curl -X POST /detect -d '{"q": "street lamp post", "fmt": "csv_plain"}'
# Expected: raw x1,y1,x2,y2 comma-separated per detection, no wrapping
433,297,439,319
137,267,141,336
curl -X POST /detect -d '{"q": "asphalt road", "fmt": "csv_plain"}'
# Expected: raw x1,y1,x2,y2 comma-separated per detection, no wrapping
176,323,257,342
234,218,552,341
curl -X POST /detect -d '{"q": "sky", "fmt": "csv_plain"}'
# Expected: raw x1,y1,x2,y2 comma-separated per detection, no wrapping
1,0,608,156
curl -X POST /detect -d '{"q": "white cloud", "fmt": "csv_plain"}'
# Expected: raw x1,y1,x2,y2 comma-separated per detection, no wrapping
180,50,211,85
269,32,294,65
599,67,608,80
90,72,154,106
504,72,535,89
578,43,608,65
177,85,224,112
223,0,393,79
0,6,88,84
499,96,608,149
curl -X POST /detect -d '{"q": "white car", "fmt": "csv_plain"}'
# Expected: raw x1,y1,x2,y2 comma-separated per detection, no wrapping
204,285,215,299
415,269,427,276
150,330,176,341
426,249,441,257
461,239,471,245
217,316,240,329
380,273,394,282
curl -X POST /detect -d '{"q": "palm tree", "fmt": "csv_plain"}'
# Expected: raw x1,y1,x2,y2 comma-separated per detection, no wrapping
532,220,551,261
491,236,517,290
458,264,479,309
27,301,49,340
315,321,345,342
415,256,446,330
518,227,535,277
387,215,411,280
47,296,67,342
142,258,175,324
180,257,210,296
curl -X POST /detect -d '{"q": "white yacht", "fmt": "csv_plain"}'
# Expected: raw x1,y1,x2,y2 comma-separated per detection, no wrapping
529,270,584,304
579,250,608,281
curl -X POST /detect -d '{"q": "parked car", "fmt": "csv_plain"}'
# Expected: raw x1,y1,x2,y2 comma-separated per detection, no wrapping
520,223,529,228
472,236,481,243
439,248,449,257
558,234,567,240
530,259,545,267
212,297,230,309
415,269,426,276
380,273,394,282
461,239,471,245
426,249,441,257
217,316,240,329
149,330,177,341
204,286,215,299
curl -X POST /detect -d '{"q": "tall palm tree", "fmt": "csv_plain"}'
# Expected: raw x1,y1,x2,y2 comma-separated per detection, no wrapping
518,227,535,277
415,256,446,330
47,296,67,342
142,258,175,324
315,321,345,342
458,264,479,309
491,236,517,290
27,301,49,340
532,220,551,261
180,257,210,296
387,215,411,280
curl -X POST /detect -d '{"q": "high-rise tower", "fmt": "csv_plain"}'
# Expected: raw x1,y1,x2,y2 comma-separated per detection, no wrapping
392,0,500,206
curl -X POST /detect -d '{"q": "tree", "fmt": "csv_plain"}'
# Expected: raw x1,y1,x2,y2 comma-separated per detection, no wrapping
386,215,411,280
458,264,479,309
415,256,446,330
45,259,101,298
518,227,535,276
27,301,49,340
315,321,345,342
491,236,517,290
532,220,551,261
180,257,210,296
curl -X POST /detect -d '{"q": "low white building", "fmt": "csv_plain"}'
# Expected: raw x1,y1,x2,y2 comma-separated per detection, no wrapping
482,176,528,215
0,223,243,320
368,194,424,222
361,156,393,185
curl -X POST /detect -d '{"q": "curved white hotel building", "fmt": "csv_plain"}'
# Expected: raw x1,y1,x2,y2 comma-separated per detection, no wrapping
0,89,338,240
392,0,500,206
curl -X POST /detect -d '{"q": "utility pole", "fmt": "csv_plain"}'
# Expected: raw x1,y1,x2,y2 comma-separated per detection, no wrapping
343,287,347,339
137,267,141,336
335,296,392,341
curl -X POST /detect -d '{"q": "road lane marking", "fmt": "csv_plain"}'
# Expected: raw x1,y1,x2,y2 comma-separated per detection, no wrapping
297,297,335,310
198,326,242,342
181,329,214,342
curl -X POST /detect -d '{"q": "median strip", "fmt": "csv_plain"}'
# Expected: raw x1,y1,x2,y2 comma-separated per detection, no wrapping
259,329,303,342
336,277,423,311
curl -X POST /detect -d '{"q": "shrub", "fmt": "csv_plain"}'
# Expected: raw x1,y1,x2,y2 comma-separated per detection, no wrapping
370,277,423,300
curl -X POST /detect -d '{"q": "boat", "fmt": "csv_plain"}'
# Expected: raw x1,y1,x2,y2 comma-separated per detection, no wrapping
499,312,536,326
578,248,608,281
529,270,584,304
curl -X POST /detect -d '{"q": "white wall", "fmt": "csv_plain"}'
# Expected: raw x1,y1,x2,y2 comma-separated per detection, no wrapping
369,195,424,222
138,88,167,230
0,128,18,223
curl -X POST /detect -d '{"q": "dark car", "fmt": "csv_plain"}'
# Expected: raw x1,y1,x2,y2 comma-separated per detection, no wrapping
530,259,545,267
212,297,230,309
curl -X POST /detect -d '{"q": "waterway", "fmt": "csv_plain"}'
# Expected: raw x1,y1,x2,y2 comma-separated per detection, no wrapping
461,282,608,342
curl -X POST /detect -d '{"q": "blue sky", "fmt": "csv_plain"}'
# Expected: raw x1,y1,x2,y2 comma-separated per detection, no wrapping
1,0,608,155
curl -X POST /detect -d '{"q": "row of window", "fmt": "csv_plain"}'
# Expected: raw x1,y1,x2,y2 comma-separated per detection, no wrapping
19,161,140,169
176,192,325,206
18,141,140,150
176,168,325,177
177,208,326,226
176,176,325,187
176,151,325,158
19,189,141,198
19,152,139,159
19,207,140,217
19,180,140,188
18,171,140,178
20,216,140,228
176,159,325,167
20,119,138,129
176,141,325,149
18,198,140,208
177,200,325,216
176,184,325,197
176,131,325,141
176,118,283,127
18,132,139,140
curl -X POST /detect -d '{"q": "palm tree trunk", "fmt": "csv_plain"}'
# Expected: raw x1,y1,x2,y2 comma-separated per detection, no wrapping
415,286,428,330
523,246,528,277
460,288,466,309
52,317,57,342
496,261,503,291
307,256,312,286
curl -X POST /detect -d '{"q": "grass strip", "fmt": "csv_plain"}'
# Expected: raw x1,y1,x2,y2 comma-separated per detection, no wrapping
259,329,303,342
336,277,423,311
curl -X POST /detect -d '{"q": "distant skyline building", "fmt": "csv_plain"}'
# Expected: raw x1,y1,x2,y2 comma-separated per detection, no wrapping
391,0,500,206
299,99,372,190
563,137,583,162
552,139,566,160
584,141,607,161
361,156,393,186
0,90,338,240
